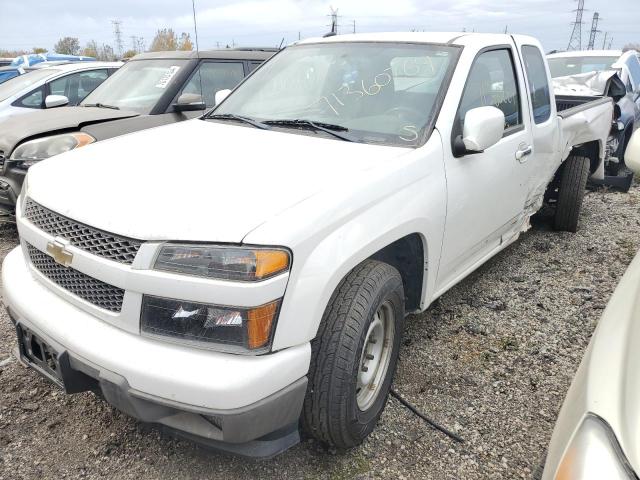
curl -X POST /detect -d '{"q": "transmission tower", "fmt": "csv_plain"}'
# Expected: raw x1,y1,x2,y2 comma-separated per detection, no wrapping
567,0,585,51
587,12,600,50
328,7,339,34
602,31,608,49
111,20,124,57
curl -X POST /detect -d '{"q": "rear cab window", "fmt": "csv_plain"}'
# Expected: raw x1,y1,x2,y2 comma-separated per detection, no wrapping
521,46,551,124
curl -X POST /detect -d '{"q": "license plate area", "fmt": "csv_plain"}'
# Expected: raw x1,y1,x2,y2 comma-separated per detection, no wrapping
16,324,65,389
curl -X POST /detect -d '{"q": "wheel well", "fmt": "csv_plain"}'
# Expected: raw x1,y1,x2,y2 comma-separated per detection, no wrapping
571,140,600,174
369,233,424,312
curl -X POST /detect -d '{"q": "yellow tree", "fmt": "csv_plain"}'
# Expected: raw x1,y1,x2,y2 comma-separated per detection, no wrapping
150,29,178,51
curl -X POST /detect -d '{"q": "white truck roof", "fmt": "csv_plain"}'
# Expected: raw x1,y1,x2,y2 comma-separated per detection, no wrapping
296,32,540,48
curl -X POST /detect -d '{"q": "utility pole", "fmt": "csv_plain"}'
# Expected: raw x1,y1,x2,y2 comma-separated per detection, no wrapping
602,31,608,49
567,0,585,51
608,36,613,49
587,12,600,50
111,20,124,58
352,20,356,33
504,25,508,34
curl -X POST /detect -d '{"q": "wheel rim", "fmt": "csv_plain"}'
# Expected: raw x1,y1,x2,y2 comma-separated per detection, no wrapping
356,301,395,411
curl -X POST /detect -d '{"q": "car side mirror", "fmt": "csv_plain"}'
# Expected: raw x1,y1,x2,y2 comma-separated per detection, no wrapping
453,106,505,156
44,94,69,108
173,93,206,112
625,129,640,176
214,89,231,105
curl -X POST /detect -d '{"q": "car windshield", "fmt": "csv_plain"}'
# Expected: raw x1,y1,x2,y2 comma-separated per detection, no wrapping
0,69,59,101
548,56,619,78
81,59,189,114
212,42,459,147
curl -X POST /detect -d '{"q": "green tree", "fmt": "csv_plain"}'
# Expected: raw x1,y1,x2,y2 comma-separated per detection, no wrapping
54,37,80,55
150,28,178,51
32,47,48,54
178,33,193,51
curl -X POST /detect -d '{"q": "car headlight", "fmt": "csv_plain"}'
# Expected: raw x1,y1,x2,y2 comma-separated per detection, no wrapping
10,132,95,168
154,244,290,281
554,414,635,479
141,295,280,352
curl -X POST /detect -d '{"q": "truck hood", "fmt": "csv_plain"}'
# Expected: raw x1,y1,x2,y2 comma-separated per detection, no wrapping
26,119,409,242
0,106,139,156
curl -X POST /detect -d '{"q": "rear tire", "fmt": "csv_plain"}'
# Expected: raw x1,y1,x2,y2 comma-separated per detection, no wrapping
301,259,405,449
554,155,590,233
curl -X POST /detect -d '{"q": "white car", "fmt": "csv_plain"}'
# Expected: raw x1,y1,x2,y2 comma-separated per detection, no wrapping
3,32,615,458
0,62,121,119
540,131,640,479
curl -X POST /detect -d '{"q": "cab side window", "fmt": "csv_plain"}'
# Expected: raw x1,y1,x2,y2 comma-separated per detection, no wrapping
521,45,551,124
458,49,522,132
182,62,245,107
625,56,640,92
15,87,44,108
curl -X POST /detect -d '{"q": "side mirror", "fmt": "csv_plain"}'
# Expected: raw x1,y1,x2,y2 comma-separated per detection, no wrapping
625,129,640,176
173,93,206,112
453,106,505,156
44,94,69,108
214,89,231,105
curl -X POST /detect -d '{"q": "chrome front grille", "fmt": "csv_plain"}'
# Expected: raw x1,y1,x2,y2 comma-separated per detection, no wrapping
27,244,125,312
24,199,142,265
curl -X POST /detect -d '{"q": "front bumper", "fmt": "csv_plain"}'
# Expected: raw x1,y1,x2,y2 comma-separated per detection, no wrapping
3,246,310,457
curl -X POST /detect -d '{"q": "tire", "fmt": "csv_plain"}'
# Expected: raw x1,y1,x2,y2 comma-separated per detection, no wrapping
301,259,405,449
554,155,590,233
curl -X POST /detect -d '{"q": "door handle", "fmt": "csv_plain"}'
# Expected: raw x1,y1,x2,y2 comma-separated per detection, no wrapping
515,145,533,162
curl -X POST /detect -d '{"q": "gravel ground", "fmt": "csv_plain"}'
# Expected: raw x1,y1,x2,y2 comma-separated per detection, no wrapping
0,183,639,480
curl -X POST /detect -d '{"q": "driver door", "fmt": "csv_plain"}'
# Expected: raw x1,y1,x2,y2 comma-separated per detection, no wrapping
436,47,534,292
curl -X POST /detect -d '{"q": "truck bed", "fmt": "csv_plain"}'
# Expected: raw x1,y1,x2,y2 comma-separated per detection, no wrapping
556,95,612,118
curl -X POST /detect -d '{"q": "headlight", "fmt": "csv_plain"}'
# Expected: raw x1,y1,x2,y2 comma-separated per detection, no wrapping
554,414,635,479
10,132,95,168
154,244,290,281
141,295,280,352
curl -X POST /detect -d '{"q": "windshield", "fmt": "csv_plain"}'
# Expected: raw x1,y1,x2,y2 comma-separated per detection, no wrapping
81,59,189,114
548,56,619,78
0,69,59,101
212,43,459,146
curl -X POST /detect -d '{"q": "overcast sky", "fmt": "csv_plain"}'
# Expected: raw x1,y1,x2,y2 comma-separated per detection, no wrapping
1,0,638,54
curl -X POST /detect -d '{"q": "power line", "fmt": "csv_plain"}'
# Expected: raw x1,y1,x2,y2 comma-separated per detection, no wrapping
587,12,601,50
567,0,585,51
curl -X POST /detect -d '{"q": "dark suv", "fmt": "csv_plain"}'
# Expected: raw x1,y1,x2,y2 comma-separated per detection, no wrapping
0,48,275,211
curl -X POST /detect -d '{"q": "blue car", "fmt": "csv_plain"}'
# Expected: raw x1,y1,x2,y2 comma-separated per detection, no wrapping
0,66,24,85
10,53,96,68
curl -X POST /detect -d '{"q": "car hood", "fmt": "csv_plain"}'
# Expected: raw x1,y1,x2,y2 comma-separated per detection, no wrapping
0,106,139,156
26,119,410,243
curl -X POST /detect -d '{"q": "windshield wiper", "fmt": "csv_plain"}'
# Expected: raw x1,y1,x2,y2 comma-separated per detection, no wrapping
208,113,271,130
263,119,354,142
83,102,120,110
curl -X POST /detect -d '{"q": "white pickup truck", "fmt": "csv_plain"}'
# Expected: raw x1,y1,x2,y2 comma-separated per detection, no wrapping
3,33,614,458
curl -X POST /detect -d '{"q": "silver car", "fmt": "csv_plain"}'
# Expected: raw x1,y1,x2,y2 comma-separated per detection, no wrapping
541,132,640,478
0,62,121,120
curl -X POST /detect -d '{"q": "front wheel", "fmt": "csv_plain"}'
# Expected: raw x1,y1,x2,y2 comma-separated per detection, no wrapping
301,260,405,449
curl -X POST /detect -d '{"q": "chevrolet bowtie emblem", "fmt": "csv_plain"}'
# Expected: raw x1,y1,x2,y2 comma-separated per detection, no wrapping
46,240,73,267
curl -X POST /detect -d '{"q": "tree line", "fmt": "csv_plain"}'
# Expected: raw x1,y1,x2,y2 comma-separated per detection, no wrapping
1,28,194,60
